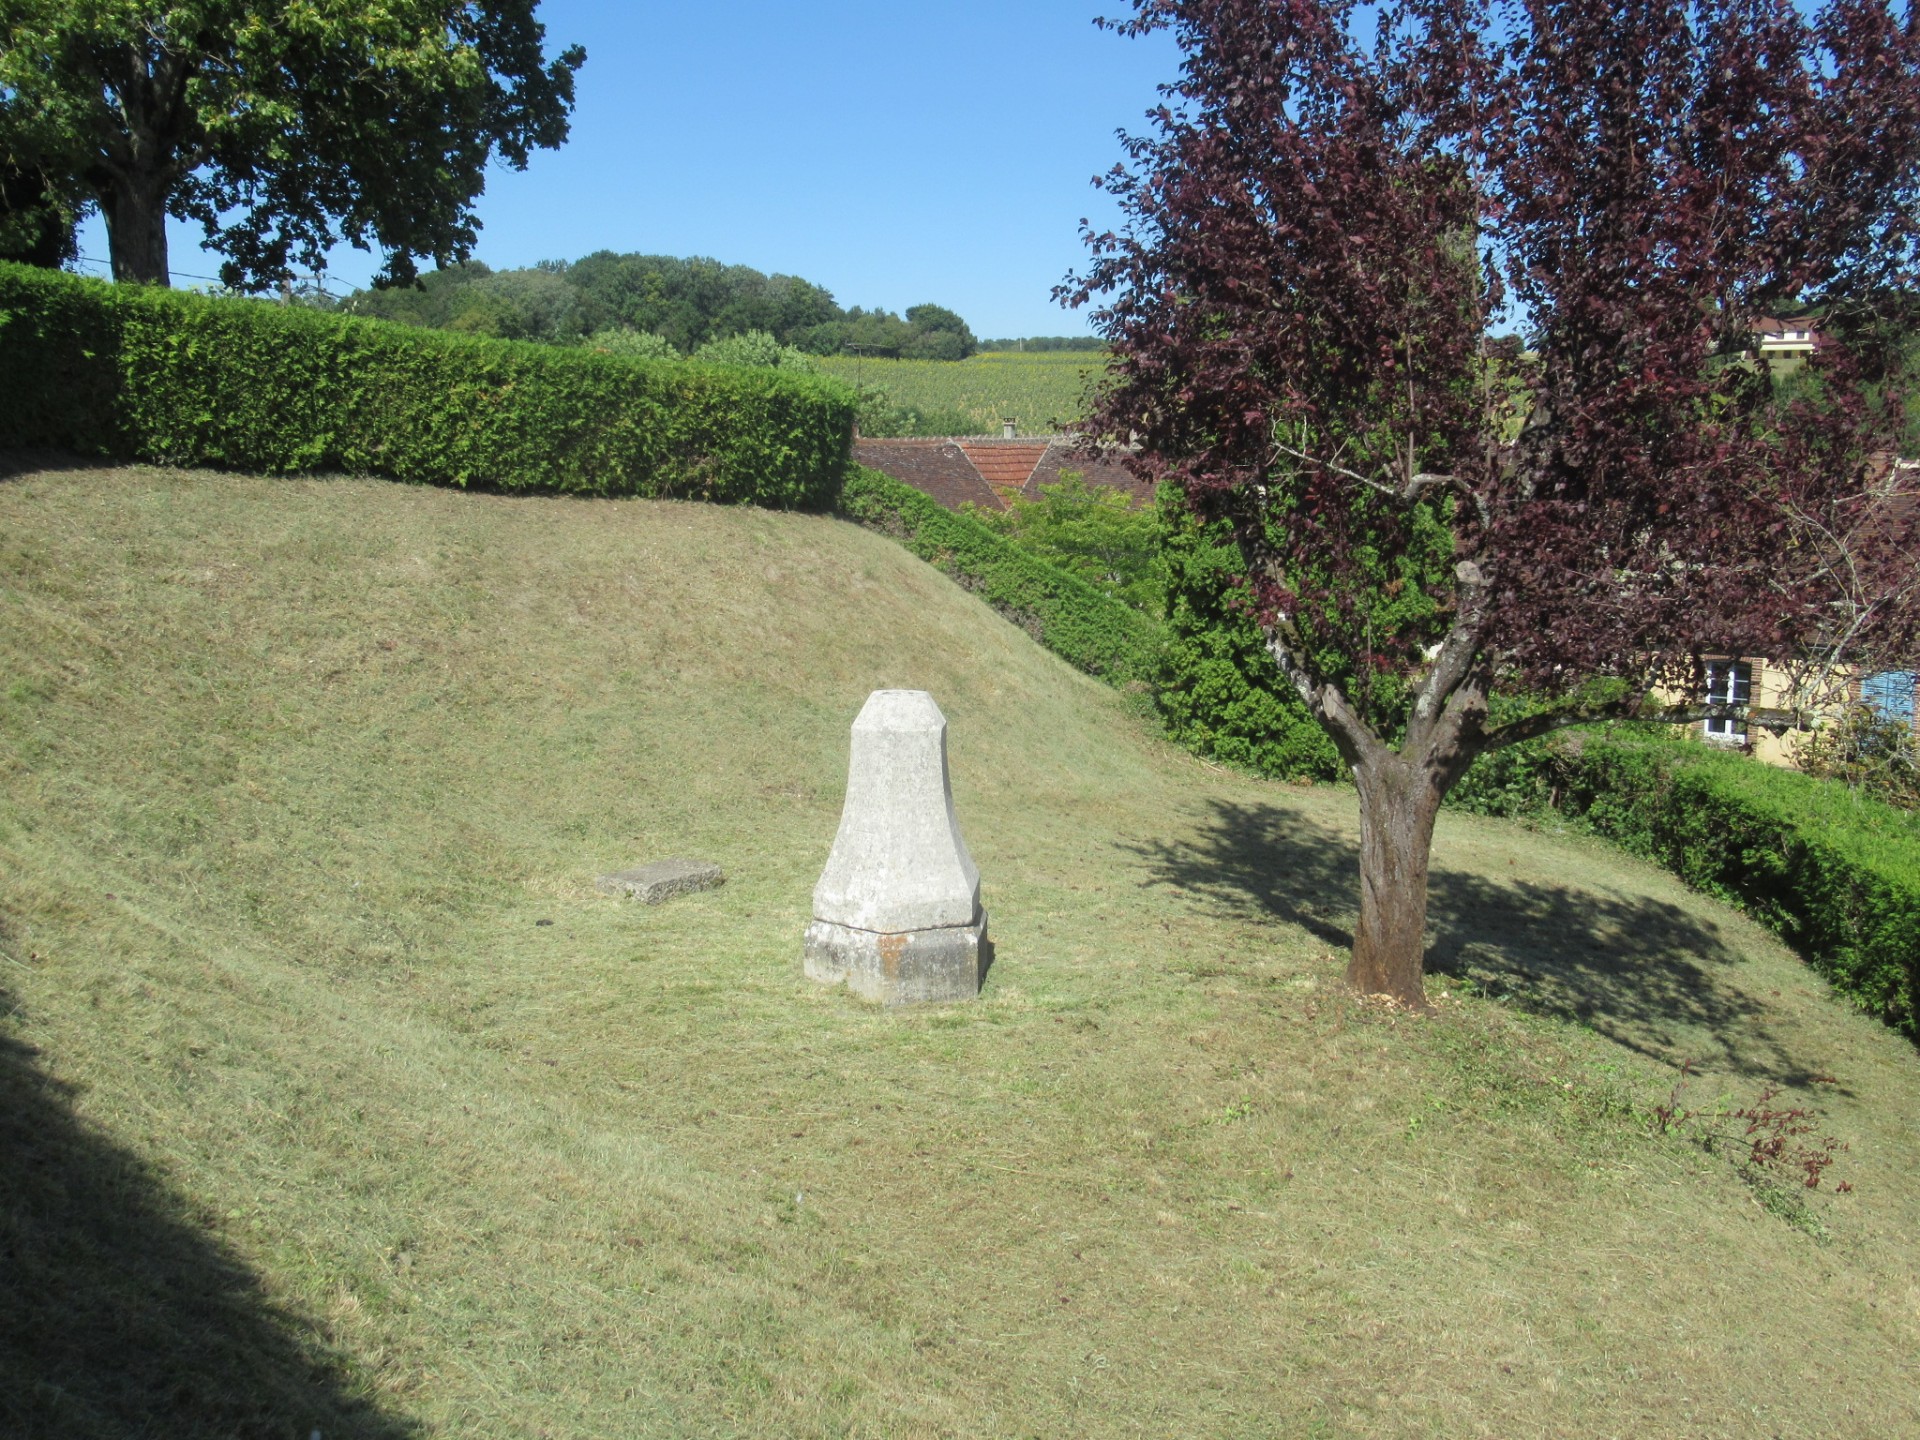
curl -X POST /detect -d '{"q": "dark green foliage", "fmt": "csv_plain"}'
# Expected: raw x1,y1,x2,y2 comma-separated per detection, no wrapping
1153,466,1458,784
344,252,977,361
898,305,977,361
839,467,1163,686
1152,499,1451,791
0,260,125,447
0,160,75,269
795,305,978,362
0,262,852,507
562,252,841,353
1154,501,1347,781
1453,731,1920,1038
343,262,592,342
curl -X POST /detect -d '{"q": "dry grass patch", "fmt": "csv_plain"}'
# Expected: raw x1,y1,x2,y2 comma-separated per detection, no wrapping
1,459,1916,1438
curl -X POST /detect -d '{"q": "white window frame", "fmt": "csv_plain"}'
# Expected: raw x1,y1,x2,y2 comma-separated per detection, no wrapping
1862,670,1917,729
1704,659,1752,743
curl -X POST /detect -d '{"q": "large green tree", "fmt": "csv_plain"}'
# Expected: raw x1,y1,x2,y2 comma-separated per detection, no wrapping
0,0,583,287
0,157,76,265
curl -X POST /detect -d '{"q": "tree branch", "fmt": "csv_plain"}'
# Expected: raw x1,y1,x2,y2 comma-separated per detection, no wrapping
1269,433,1492,529
1270,437,1459,503
1408,558,1490,748
1480,698,1806,753
1261,626,1384,771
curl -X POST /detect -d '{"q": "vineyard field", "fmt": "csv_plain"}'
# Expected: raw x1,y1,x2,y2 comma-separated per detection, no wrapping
816,350,1108,436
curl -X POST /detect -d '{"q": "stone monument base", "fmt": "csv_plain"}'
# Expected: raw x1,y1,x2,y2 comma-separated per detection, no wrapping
803,913,991,1006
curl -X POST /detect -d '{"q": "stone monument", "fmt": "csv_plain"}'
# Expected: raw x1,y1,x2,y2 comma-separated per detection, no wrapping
805,689,989,1005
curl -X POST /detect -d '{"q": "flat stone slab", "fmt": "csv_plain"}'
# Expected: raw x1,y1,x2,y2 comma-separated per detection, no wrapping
596,859,725,905
804,914,991,1006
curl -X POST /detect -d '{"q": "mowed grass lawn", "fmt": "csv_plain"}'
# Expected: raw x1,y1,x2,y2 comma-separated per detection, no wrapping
1,457,1917,1439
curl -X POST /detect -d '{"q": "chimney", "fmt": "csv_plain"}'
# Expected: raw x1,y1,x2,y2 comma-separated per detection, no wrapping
1001,420,1017,440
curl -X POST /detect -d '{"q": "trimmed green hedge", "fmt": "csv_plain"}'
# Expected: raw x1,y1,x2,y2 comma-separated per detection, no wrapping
1156,503,1343,779
840,465,1164,686
1455,731,1920,1038
0,262,853,507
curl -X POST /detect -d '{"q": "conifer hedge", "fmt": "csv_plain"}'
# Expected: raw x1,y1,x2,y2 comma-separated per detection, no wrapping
0,262,853,507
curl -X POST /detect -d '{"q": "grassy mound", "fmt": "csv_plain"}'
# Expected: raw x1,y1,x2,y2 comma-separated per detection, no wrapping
2,458,1917,1438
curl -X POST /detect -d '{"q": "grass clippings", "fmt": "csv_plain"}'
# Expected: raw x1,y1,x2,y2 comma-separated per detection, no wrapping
1,460,1916,1438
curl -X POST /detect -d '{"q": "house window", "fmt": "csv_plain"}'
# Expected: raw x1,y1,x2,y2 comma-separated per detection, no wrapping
1862,671,1917,728
1704,659,1751,742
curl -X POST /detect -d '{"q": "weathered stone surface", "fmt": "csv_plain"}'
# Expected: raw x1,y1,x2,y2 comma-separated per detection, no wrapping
812,690,980,933
596,859,725,905
804,916,992,1007
806,690,987,1005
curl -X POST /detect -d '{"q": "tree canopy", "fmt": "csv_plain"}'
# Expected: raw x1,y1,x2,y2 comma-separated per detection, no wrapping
0,157,75,267
0,0,584,287
1070,0,1920,1006
343,251,980,359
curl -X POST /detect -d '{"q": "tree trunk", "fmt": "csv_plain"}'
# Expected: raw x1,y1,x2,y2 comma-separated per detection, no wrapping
1348,754,1443,1008
100,177,171,285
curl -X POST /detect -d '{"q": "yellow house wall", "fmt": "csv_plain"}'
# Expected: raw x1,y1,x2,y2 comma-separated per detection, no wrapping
1657,657,1858,769
1750,658,1810,767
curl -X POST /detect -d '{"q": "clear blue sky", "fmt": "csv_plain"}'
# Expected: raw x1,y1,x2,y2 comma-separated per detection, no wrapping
73,1,1181,338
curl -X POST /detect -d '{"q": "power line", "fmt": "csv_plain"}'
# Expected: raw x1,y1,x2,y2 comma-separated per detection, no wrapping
70,251,352,301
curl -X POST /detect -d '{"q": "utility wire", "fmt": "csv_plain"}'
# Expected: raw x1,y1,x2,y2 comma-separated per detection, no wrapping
71,250,353,301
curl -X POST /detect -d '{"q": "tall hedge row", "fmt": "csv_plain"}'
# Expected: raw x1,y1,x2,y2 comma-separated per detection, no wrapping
840,466,1165,687
1155,504,1344,779
0,262,853,507
1455,732,1920,1038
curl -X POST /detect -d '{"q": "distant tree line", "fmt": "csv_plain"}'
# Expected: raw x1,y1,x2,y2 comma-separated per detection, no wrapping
341,252,978,360
977,337,1107,352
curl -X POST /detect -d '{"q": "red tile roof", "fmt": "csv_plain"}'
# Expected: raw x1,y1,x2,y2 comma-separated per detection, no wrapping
853,440,1004,511
1023,444,1157,508
957,442,1052,502
855,436,1159,514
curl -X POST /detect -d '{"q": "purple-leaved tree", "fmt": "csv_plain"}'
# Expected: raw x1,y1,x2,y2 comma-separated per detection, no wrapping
1068,0,1920,1007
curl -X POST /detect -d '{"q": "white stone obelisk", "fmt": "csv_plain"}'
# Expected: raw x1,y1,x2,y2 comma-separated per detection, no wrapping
804,690,989,1004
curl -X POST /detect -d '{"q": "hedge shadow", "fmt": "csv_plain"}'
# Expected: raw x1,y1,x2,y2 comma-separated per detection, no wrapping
0,999,419,1440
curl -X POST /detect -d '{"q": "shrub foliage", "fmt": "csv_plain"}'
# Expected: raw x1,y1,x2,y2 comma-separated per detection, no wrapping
1157,506,1344,781
0,262,853,507
1454,731,1920,1038
839,466,1163,686
965,473,1167,614
1795,703,1920,811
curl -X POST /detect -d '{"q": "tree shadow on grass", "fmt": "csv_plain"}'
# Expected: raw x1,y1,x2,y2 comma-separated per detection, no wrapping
0,991,421,1440
1126,797,1826,1084
0,449,110,483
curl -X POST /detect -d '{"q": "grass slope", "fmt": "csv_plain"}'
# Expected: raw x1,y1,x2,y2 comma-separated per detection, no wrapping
2,457,1917,1439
